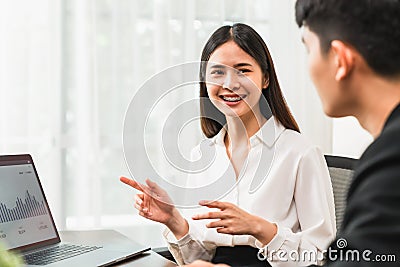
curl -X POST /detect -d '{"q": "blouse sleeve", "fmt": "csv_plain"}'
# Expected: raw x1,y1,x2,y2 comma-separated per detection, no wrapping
163,220,216,265
162,144,218,265
256,147,336,266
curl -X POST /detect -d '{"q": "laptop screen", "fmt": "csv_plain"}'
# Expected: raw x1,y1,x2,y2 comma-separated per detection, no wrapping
0,155,59,250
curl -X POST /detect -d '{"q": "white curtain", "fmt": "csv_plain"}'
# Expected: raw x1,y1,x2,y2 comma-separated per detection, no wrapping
0,0,342,246
0,0,64,226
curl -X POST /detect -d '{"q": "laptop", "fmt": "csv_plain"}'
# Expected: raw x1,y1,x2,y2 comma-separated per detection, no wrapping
0,154,150,266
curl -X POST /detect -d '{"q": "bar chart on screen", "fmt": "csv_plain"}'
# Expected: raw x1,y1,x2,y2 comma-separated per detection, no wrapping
0,190,48,223
0,163,57,249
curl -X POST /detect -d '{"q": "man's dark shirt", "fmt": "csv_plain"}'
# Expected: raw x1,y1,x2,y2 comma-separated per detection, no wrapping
326,104,400,266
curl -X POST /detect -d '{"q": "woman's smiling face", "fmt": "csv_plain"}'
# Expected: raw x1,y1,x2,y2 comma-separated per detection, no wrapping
205,40,268,120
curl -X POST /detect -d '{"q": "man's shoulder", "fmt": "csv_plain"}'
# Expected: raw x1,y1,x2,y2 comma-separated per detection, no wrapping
337,108,400,262
357,110,400,171
374,107,400,149
351,123,399,190
346,106,400,207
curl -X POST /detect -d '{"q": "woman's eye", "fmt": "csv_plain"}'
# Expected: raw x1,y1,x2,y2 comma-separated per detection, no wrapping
237,69,250,74
210,70,224,75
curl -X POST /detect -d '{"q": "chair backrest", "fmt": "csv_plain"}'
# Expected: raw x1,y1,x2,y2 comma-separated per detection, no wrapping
324,155,357,231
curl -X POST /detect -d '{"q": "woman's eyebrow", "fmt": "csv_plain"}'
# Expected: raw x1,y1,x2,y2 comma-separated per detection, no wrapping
208,63,253,69
209,64,226,69
233,63,253,68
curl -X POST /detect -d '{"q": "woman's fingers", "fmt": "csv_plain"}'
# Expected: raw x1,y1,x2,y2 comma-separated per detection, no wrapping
145,178,172,203
135,194,144,204
134,202,141,211
193,201,234,220
145,178,160,190
145,178,164,196
134,195,145,210
120,177,155,198
199,200,229,210
134,193,154,216
120,177,166,202
138,194,145,202
120,177,156,214
120,176,146,192
206,219,227,229
192,211,226,220
216,227,232,234
141,194,150,213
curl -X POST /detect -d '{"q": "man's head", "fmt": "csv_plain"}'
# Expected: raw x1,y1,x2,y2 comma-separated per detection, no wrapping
295,0,400,117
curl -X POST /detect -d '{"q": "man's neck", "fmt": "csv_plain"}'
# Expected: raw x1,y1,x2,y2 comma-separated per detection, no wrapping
354,77,400,138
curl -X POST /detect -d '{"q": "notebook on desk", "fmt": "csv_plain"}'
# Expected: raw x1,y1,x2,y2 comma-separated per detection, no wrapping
0,154,150,266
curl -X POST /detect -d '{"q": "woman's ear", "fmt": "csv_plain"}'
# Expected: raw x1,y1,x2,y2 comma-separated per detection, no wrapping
262,75,270,89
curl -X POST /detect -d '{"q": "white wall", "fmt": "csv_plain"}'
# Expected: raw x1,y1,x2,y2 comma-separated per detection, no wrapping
268,0,332,153
332,118,373,159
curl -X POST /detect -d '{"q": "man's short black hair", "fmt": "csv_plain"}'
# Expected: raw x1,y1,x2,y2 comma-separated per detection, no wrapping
295,0,400,78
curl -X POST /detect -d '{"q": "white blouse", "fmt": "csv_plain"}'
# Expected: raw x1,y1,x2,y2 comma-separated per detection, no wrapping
163,117,336,266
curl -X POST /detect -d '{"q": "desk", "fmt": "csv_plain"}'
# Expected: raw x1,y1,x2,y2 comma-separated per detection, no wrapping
60,230,177,267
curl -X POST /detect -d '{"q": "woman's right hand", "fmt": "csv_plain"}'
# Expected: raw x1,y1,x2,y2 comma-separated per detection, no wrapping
183,260,230,267
120,177,189,239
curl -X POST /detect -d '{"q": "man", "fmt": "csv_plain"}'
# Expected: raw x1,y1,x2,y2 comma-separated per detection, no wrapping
294,0,400,266
184,0,400,266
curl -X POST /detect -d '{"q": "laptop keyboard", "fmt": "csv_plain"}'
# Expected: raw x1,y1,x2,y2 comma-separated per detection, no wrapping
23,244,102,265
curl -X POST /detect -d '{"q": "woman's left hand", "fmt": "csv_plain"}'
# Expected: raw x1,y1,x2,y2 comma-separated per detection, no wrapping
192,200,277,245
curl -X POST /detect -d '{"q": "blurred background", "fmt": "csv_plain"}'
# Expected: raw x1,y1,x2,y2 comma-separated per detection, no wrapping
0,0,372,247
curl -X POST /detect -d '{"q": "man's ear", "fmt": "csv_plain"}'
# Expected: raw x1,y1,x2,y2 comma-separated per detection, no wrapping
331,40,355,81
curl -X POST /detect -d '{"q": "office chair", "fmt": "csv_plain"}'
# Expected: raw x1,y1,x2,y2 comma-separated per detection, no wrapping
324,155,357,231
153,155,357,261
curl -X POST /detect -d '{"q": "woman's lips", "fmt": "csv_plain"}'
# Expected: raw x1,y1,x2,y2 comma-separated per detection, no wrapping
219,94,247,106
220,94,247,101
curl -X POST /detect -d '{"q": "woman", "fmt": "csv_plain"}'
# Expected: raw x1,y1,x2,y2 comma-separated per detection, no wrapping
121,23,335,266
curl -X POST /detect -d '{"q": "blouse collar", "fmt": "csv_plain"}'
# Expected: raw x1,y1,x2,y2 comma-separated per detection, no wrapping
211,116,286,148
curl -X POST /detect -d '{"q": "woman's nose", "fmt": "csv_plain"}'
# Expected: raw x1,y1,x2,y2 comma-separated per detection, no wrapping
223,72,240,91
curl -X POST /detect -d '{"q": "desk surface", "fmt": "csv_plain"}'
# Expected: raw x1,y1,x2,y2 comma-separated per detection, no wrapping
60,230,177,267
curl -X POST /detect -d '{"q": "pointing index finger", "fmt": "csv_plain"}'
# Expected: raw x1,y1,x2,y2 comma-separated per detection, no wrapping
120,176,145,192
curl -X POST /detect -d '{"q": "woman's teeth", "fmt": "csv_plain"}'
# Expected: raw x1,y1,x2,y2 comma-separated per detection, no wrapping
221,96,242,102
